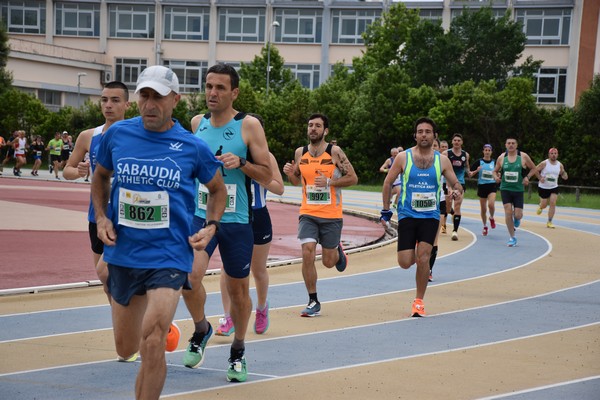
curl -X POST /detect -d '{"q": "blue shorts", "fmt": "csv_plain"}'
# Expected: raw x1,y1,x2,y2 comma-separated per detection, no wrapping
193,216,253,279
252,206,273,245
107,264,191,306
396,218,439,250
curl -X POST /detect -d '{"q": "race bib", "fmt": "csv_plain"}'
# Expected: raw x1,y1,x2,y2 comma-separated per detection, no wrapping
504,171,518,183
118,188,169,229
410,192,437,212
198,183,237,213
481,169,494,180
545,174,558,184
305,185,330,205
36,151,42,156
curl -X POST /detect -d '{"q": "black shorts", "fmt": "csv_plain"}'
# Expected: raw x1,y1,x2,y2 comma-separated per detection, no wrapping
107,264,191,306
88,222,104,255
396,217,439,250
477,183,497,199
252,206,273,245
538,187,559,199
50,154,61,163
61,151,70,160
439,199,447,216
500,190,524,209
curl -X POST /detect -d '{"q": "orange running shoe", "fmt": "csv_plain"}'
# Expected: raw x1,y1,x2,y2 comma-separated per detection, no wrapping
411,299,426,317
165,322,181,352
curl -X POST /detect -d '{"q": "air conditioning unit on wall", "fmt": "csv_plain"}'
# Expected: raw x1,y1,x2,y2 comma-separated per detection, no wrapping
101,70,113,84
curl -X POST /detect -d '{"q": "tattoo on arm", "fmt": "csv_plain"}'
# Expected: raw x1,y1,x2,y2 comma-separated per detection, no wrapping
338,154,350,176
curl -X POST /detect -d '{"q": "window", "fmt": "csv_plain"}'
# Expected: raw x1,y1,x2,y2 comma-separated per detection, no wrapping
274,9,322,44
1,0,45,34
38,89,61,111
116,58,148,90
516,8,571,45
451,7,507,20
163,60,208,93
419,9,443,22
331,9,380,44
533,68,566,104
109,4,155,39
286,64,320,89
55,2,100,37
218,8,265,42
164,6,209,41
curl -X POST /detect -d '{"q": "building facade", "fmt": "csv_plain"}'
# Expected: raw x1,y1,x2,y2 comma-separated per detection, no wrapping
2,0,598,110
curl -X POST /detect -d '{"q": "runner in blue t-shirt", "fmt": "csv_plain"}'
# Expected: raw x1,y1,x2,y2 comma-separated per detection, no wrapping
91,66,227,399
182,64,272,383
63,81,130,303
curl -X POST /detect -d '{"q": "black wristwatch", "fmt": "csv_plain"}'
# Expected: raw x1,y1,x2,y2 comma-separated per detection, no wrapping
237,157,247,168
205,220,220,233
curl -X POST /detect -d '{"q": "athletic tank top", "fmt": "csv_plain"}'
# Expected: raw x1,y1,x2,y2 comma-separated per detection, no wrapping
194,112,251,223
251,180,268,210
448,149,467,184
87,125,105,223
397,149,442,220
299,144,343,219
499,152,524,192
538,159,561,189
477,159,496,185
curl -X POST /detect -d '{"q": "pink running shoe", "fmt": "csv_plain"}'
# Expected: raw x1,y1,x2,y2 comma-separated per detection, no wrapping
254,303,270,334
216,316,235,336
489,218,496,229
482,226,488,236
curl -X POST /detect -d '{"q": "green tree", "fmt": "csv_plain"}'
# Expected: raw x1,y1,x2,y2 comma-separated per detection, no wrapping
0,89,49,136
238,45,294,94
399,7,541,88
566,75,600,186
351,3,420,85
0,22,12,93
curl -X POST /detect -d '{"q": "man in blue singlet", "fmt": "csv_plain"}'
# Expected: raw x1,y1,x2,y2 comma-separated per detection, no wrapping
182,63,272,383
91,65,227,399
63,81,130,302
380,117,462,318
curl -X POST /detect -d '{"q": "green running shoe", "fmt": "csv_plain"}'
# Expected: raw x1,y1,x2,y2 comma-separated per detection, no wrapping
183,322,213,368
227,349,247,382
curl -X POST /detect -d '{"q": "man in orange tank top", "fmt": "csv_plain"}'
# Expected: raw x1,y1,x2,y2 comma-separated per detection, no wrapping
283,113,358,317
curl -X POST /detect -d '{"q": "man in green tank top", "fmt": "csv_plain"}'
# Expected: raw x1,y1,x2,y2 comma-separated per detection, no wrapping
493,137,539,247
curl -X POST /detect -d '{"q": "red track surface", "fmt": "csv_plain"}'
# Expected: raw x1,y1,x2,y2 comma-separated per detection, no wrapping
0,177,384,290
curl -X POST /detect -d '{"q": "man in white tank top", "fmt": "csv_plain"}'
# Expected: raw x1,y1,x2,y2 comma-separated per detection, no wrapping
533,148,568,228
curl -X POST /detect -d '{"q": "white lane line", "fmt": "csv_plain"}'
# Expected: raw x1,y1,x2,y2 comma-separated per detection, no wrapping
3,279,598,376
474,375,600,400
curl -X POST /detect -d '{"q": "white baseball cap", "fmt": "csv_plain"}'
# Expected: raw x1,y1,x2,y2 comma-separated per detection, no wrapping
135,65,179,96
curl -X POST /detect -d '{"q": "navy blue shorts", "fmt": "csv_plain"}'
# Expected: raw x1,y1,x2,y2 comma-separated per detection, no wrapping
252,207,273,245
107,264,191,306
193,216,253,278
500,190,524,209
396,217,439,250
